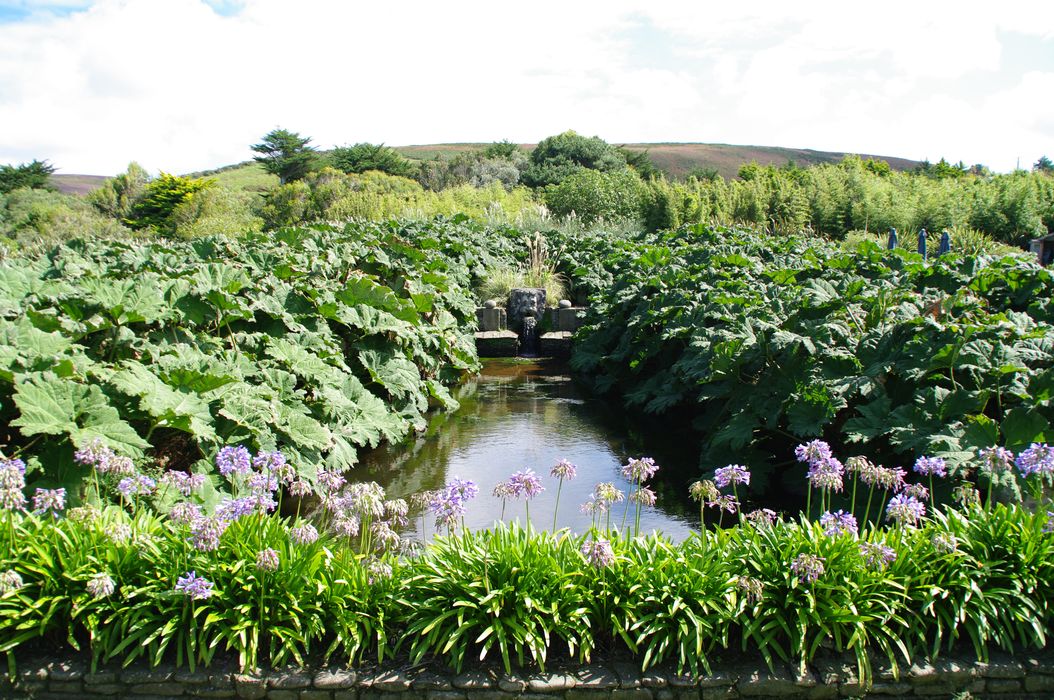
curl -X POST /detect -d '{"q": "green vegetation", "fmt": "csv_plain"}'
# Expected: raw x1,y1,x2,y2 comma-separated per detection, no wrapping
329,143,417,178
0,160,55,195
522,130,627,188
563,225,1054,477
251,128,318,184
0,221,489,497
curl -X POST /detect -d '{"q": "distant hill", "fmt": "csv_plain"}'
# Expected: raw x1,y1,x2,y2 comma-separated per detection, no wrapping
395,143,921,180
49,142,921,195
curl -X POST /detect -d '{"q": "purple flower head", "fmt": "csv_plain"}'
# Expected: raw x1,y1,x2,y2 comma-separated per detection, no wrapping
621,457,659,483
790,553,825,583
160,471,206,497
714,464,751,489
255,548,280,572
86,572,115,599
175,571,214,600
579,495,607,515
215,446,252,477
0,569,24,593
795,440,833,466
117,475,153,499
708,494,739,514
630,486,657,506
371,520,401,551
859,541,897,569
492,480,515,499
819,510,858,537
978,446,1014,476
551,459,577,481
886,493,926,526
189,515,229,552
366,558,393,584
913,456,947,478
507,469,545,500
169,502,203,526
1016,443,1054,478
32,488,66,516
253,450,288,476
332,514,361,538
289,479,312,497
316,467,346,494
745,508,778,527
807,457,844,491
449,477,479,502
580,538,615,568
248,472,279,495
289,524,319,545
901,483,929,501
0,460,27,511
215,497,257,522
689,480,720,503
593,482,625,504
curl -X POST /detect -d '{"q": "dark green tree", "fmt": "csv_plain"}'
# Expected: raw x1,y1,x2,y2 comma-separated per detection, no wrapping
482,140,521,159
1035,155,1053,174
619,147,660,179
329,143,416,178
251,129,318,184
521,130,626,188
125,173,213,231
0,159,56,194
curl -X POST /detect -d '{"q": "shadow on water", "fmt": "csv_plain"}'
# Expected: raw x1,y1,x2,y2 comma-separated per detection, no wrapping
350,358,702,541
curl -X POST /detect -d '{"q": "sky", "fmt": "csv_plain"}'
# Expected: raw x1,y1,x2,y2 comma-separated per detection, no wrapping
0,0,1052,176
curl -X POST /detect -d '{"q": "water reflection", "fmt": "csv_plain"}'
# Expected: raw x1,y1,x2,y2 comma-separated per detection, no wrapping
350,359,698,541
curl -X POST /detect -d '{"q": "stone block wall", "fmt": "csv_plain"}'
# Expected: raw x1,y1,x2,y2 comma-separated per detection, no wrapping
3,650,1054,699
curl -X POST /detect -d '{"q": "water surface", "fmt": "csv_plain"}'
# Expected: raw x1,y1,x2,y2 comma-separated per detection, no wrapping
350,359,700,540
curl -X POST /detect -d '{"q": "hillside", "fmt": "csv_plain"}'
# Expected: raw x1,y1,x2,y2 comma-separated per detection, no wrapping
48,142,921,195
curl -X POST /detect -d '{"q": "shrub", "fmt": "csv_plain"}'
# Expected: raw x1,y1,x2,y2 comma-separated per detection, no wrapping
544,168,644,224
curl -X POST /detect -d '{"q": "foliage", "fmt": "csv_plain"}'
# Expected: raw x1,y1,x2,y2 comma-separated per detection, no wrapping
544,168,644,225
168,186,263,238
0,160,56,195
87,163,151,221
329,143,417,179
124,173,214,232
1036,156,1053,175
564,224,1054,475
251,129,319,185
521,131,627,188
0,188,130,255
0,221,488,498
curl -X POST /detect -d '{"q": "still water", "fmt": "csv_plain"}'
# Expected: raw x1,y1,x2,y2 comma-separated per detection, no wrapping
350,359,701,540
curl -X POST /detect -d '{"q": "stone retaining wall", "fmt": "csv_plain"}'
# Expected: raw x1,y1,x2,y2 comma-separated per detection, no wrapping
3,651,1053,700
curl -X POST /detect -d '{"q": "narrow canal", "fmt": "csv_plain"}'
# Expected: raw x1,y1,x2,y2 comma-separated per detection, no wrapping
350,359,701,540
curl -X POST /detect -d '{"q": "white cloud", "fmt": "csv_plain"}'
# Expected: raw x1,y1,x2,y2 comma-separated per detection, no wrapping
0,0,1050,174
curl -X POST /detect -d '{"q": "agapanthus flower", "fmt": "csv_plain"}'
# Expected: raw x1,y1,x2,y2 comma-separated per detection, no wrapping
978,446,1014,476
859,541,897,568
745,508,778,527
73,438,107,466
795,440,833,466
67,505,100,523
550,459,577,480
1016,443,1054,477
160,471,206,497
0,459,27,511
865,465,906,491
736,576,764,604
370,520,401,551
580,538,615,568
189,515,229,552
316,467,346,494
593,482,624,504
621,457,659,483
289,524,319,545
932,532,958,554
215,446,252,477
901,483,929,501
0,569,24,593
819,510,857,537
75,439,134,475
366,558,393,584
492,480,515,499
844,456,872,474
790,553,825,583
338,482,386,518
428,478,478,529
913,456,947,478
886,493,926,526
448,477,479,502
332,514,361,538
708,494,739,514
32,488,66,516
107,523,132,543
807,457,844,492
408,490,436,510
253,450,290,481
507,469,545,499
86,572,115,599
288,479,312,497
579,496,607,515
215,497,257,522
255,548,280,572
714,464,751,489
117,475,155,499
175,571,214,600
169,502,203,527
689,480,720,503
383,498,409,527
1045,512,1054,534
630,486,657,506
247,473,279,495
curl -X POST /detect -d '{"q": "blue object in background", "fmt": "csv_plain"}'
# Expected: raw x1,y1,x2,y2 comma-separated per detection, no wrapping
918,228,928,259
888,228,898,250
939,230,951,255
